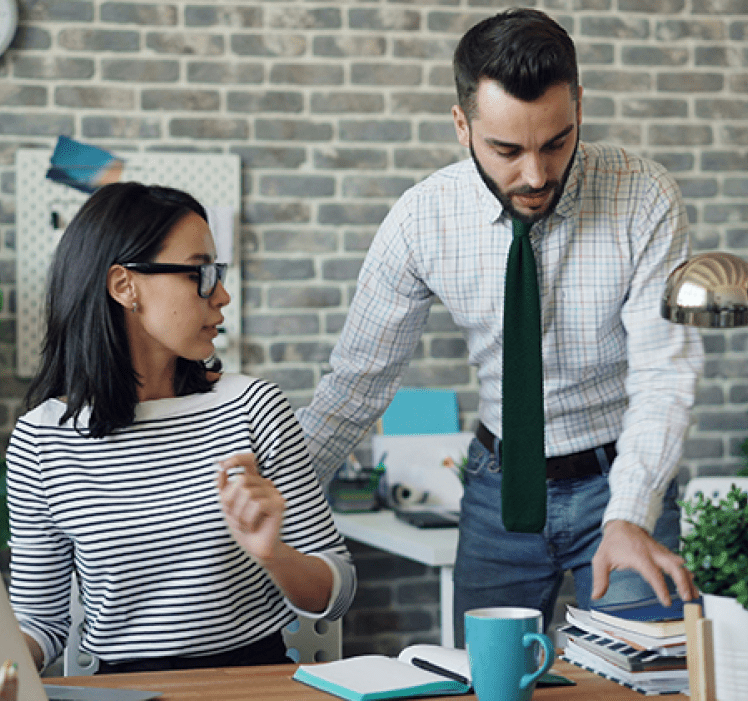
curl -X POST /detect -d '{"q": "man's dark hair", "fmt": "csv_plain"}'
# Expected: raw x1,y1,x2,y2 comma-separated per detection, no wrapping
26,181,222,438
453,8,578,120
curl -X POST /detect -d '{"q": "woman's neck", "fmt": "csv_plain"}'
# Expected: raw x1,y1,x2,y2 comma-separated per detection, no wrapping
135,358,177,402
138,381,175,402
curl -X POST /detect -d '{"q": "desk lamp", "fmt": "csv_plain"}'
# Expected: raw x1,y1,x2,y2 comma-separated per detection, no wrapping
661,251,748,328
661,250,748,701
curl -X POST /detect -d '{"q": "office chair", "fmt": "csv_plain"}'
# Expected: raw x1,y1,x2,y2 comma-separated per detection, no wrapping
64,573,98,676
281,616,342,663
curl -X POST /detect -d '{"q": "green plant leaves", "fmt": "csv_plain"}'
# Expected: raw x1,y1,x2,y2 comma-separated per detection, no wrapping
680,485,748,610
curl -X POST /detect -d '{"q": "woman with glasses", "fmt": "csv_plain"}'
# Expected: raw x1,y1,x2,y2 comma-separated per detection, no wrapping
5,182,355,673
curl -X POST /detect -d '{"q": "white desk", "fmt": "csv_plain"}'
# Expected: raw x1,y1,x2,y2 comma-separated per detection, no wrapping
333,509,459,647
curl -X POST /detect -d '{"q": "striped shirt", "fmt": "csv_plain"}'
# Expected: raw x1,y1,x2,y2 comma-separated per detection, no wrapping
7,374,355,668
298,142,704,531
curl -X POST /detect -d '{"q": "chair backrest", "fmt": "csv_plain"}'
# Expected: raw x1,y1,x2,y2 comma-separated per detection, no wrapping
64,573,98,676
680,476,748,536
64,574,342,675
281,616,342,663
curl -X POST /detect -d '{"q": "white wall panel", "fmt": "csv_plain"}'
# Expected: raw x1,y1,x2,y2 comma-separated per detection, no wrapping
16,149,241,377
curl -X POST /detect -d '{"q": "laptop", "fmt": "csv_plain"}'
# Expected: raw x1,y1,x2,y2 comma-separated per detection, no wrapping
0,585,161,701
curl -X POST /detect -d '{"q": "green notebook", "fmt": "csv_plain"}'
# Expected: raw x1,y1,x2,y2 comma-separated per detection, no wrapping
293,645,471,701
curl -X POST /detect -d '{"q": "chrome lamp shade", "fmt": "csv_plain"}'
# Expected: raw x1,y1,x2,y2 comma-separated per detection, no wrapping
661,252,748,328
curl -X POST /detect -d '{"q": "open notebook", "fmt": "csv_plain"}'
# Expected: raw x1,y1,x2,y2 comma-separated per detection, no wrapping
0,584,160,701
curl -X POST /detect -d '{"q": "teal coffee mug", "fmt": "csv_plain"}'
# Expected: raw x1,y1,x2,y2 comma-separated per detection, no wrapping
465,607,555,701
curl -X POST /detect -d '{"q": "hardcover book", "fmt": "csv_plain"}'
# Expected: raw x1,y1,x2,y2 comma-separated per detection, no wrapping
589,607,686,638
566,606,686,653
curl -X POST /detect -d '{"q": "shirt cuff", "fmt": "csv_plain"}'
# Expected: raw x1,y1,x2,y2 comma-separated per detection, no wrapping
284,551,353,621
603,484,665,533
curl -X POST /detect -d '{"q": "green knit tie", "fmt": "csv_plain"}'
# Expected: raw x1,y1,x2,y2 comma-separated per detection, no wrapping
501,218,546,533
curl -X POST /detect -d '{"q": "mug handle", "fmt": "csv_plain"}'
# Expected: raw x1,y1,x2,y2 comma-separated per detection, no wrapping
519,632,556,690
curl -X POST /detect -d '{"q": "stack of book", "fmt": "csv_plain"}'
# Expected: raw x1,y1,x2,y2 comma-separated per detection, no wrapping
560,604,690,695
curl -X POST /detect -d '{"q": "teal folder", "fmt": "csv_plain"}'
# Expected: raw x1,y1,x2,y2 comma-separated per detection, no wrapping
381,388,459,436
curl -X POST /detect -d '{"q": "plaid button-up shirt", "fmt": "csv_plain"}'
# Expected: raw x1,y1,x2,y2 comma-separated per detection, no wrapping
299,142,704,531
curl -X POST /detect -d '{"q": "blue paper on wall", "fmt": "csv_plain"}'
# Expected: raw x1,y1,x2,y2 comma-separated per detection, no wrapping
46,136,124,193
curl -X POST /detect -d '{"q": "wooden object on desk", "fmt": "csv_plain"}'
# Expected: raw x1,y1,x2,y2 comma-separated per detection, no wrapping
44,659,677,701
685,602,716,701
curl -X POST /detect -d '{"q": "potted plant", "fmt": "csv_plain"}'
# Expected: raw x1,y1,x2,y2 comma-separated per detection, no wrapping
680,484,748,701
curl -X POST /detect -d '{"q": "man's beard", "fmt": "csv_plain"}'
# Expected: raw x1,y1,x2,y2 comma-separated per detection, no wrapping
469,134,579,225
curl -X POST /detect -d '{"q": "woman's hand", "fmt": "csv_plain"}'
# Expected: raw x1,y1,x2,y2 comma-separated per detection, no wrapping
0,660,18,701
216,452,334,613
216,453,285,563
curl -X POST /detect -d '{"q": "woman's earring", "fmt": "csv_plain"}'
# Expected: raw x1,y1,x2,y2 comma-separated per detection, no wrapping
131,302,138,313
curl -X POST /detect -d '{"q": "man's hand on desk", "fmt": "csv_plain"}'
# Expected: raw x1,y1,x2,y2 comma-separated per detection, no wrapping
591,519,699,607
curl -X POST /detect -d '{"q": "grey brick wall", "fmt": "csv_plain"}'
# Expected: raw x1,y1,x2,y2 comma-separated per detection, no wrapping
1,0,748,656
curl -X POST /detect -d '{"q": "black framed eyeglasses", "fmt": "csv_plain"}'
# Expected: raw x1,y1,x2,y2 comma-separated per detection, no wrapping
121,262,228,299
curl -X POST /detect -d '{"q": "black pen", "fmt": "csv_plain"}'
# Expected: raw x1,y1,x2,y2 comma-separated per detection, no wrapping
411,657,470,686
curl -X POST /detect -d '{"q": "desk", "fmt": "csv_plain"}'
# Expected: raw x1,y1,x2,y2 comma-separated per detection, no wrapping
46,660,682,700
333,510,458,647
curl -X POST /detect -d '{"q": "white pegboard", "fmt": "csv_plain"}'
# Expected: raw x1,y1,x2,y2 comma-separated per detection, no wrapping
16,149,242,377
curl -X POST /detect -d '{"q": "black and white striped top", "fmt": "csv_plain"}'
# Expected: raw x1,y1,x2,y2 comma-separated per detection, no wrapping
6,374,355,668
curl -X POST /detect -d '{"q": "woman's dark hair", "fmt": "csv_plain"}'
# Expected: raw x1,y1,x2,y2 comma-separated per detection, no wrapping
26,181,222,438
453,8,578,121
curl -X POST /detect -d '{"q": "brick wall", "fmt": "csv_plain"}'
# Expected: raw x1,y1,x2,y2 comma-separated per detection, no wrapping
1,0,747,656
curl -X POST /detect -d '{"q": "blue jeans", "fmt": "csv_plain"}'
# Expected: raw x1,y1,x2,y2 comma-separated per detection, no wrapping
452,436,680,648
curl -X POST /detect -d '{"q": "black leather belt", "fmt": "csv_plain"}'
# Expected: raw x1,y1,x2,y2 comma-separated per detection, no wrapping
476,422,616,480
